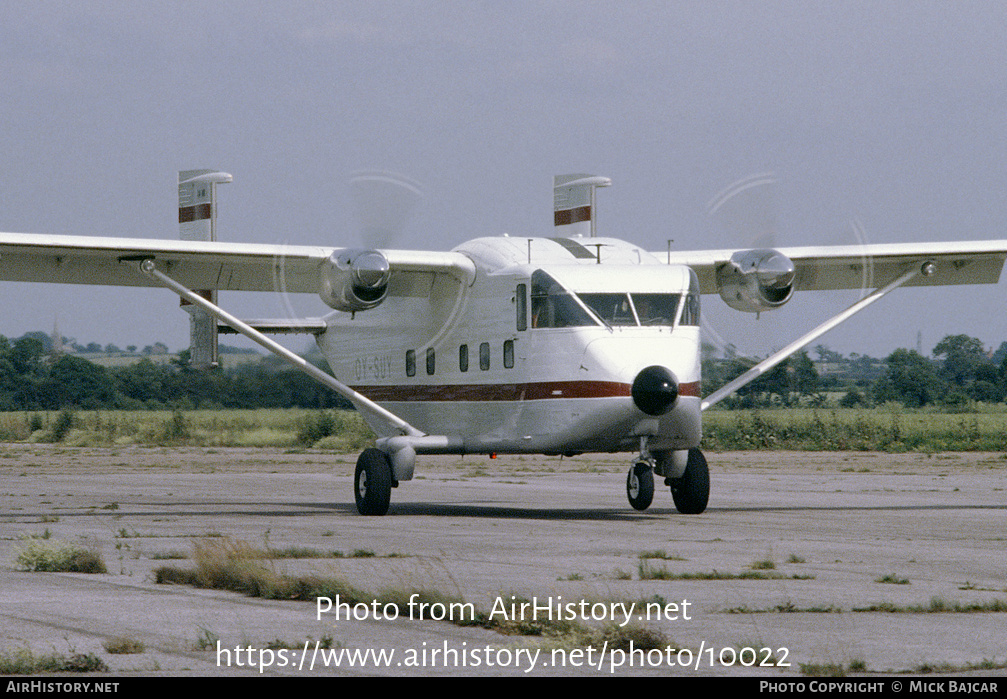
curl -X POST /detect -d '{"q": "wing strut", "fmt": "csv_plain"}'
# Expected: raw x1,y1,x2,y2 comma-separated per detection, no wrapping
701,261,935,411
138,258,424,438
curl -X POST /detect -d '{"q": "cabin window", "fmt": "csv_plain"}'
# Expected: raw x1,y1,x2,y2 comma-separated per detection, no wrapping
405,350,416,377
459,344,469,372
479,342,490,370
503,340,514,368
426,347,436,375
516,283,527,331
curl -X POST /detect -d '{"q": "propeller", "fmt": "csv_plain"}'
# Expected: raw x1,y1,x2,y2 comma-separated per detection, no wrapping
702,172,782,358
349,171,424,249
707,172,778,251
702,172,877,370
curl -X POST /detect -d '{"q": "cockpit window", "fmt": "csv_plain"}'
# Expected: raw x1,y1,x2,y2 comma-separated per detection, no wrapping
632,293,680,326
530,269,693,329
680,267,701,326
579,293,638,326
530,270,596,328
680,293,700,326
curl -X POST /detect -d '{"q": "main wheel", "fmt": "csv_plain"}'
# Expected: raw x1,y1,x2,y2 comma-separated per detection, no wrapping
354,448,392,515
670,448,709,514
626,461,655,511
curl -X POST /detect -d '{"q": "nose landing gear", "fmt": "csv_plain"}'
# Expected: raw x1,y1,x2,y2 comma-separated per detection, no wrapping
627,440,709,514
626,457,655,510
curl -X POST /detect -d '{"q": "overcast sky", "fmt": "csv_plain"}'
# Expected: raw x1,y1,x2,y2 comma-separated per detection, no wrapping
2,1,1006,360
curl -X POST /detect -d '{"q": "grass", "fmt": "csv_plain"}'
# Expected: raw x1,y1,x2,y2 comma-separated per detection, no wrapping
853,597,1007,613
14,539,107,573
637,560,814,581
599,624,669,652
638,550,687,561
155,538,421,611
701,407,1007,452
103,637,145,654
724,596,1007,614
194,627,219,651
0,646,108,674
156,538,364,602
800,660,855,677
910,658,1007,674
5,406,1007,452
0,409,376,449
724,602,841,614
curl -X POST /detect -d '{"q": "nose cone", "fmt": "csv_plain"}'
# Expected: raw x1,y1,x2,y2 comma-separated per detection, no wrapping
757,250,796,291
352,251,391,289
632,365,679,416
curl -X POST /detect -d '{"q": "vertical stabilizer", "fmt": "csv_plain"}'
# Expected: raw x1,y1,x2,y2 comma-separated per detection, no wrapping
178,170,232,368
553,174,611,237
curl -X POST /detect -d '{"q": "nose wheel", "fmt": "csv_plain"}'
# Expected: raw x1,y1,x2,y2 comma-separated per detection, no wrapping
626,459,655,510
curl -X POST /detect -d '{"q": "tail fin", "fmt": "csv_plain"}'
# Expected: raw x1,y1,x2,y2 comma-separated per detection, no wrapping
553,174,611,238
178,170,232,368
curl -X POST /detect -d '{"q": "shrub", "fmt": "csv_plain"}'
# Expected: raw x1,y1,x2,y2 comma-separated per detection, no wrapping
49,409,76,442
295,411,336,445
15,540,107,573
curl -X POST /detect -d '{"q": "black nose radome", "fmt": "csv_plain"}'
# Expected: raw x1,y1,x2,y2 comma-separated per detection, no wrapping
632,365,679,416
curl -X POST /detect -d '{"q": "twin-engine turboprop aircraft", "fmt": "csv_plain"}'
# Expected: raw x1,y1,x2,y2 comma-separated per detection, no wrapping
1,170,1005,515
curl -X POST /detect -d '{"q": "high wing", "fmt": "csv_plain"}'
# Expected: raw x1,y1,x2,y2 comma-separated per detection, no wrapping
0,231,473,294
667,240,1007,293
0,230,476,439
662,239,1007,409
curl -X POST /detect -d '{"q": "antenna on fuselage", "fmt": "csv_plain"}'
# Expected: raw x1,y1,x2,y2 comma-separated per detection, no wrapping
553,174,611,238
178,169,232,369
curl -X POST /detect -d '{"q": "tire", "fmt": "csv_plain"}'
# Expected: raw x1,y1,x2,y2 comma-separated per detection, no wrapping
626,462,655,511
354,448,392,516
670,448,709,514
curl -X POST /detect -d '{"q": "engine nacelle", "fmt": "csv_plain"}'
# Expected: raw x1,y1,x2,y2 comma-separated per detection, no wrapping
319,249,391,312
716,248,795,313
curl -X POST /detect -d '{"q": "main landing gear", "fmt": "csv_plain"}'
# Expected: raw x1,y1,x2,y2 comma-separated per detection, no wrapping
626,446,709,514
354,448,394,515
669,448,709,515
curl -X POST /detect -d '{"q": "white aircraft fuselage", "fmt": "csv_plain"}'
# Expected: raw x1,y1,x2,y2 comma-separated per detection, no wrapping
318,234,702,457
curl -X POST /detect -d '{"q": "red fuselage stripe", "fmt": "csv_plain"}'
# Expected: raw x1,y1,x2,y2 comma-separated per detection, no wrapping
350,380,701,402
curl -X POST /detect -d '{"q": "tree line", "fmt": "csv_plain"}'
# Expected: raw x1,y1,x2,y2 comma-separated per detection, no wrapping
704,334,1007,409
2,331,1004,412
0,335,351,411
